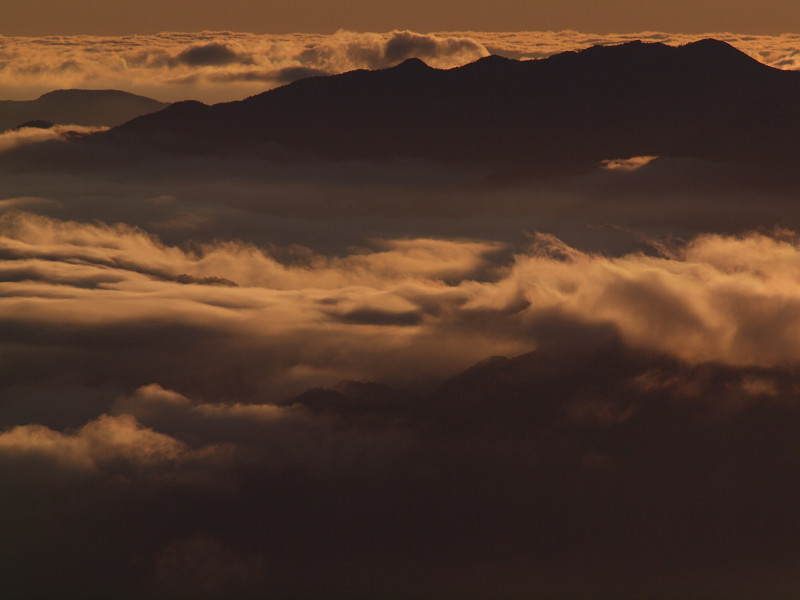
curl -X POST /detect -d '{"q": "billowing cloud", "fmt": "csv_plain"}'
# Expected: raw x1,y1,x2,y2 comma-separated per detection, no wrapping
0,413,199,476
296,29,489,71
4,206,800,413
0,30,489,103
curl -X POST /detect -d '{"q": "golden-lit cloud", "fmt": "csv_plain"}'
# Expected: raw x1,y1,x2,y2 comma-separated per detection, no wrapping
0,414,195,474
4,210,800,597
0,30,489,103
511,232,800,366
0,124,106,151
600,155,658,170
4,209,800,410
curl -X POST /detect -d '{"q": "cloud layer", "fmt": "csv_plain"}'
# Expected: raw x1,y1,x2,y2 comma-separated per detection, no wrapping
5,216,800,597
4,209,800,411
1,29,800,103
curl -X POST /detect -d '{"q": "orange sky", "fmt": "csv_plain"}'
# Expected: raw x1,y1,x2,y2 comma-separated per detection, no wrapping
4,0,800,35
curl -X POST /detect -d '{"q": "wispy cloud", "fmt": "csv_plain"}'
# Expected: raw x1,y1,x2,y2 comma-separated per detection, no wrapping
0,123,105,151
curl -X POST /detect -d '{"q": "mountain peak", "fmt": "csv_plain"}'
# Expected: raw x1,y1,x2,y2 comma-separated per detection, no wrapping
683,38,745,52
391,57,433,71
36,89,162,103
678,38,766,68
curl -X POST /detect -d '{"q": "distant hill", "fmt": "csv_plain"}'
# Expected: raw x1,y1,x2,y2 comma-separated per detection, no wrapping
105,39,800,173
0,89,169,132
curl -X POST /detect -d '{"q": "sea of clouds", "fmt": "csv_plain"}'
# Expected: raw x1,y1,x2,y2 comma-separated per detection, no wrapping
2,29,800,103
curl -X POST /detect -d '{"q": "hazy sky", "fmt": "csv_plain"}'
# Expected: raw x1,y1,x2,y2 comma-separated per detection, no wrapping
4,0,800,35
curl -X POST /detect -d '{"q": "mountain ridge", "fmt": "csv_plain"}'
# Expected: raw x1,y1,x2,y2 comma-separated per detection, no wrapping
103,39,800,171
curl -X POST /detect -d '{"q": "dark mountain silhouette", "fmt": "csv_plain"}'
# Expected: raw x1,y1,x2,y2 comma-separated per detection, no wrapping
107,39,800,173
0,89,169,132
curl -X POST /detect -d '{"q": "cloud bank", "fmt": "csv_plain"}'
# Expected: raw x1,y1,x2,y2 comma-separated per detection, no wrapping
2,29,800,103
3,210,800,411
